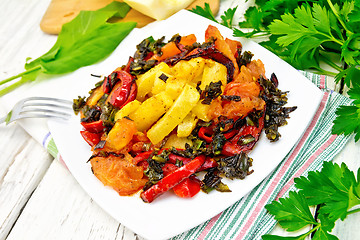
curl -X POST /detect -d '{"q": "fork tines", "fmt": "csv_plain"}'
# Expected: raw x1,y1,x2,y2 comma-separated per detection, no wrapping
17,97,74,120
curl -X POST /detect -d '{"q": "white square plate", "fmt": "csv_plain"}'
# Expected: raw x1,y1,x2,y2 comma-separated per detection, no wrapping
48,10,323,240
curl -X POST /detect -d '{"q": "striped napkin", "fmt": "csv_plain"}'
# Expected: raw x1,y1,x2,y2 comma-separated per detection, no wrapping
41,72,352,240
170,72,352,240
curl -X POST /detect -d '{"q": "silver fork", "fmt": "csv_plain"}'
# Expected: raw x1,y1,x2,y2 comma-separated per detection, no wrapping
0,97,74,125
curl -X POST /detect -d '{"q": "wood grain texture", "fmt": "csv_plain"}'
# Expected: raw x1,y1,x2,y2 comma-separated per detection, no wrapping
6,160,144,240
0,0,359,239
40,0,220,34
0,125,52,239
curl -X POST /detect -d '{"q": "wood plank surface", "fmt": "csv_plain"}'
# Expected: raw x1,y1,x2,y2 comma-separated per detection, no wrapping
0,0,360,239
0,124,53,240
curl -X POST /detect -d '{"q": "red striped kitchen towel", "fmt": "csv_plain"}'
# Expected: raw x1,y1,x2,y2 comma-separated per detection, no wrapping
172,72,352,240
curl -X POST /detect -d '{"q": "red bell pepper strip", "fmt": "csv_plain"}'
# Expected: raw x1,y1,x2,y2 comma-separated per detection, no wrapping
198,157,218,171
123,56,134,73
168,154,217,172
133,151,152,165
198,126,213,143
108,71,134,108
140,155,205,203
81,120,104,133
80,130,101,147
102,75,112,94
162,163,178,176
173,175,201,198
221,113,264,156
168,154,192,165
117,81,137,108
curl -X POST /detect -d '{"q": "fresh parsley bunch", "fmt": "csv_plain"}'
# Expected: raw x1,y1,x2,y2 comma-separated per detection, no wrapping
191,1,360,141
263,161,360,240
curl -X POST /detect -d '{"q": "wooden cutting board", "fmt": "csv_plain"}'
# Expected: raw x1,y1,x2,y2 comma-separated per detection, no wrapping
40,0,220,34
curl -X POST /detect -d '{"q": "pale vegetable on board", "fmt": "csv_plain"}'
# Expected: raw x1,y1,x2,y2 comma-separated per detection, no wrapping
123,0,195,20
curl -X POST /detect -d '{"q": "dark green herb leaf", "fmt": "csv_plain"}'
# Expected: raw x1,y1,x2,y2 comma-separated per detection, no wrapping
332,86,360,141
335,65,360,88
144,159,164,189
218,153,253,180
189,3,217,22
295,161,360,221
266,191,317,231
73,96,86,114
200,81,222,105
220,7,237,28
258,74,297,142
201,168,231,193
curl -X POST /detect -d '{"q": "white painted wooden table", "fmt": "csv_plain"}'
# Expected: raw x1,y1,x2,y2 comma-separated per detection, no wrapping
0,0,359,239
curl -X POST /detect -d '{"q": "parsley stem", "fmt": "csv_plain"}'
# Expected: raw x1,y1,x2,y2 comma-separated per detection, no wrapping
327,0,352,34
0,66,41,85
306,224,320,237
320,54,343,72
317,69,337,76
347,207,360,215
0,66,41,97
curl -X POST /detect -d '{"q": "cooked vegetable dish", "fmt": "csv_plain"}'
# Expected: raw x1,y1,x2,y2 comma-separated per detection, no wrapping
73,25,296,203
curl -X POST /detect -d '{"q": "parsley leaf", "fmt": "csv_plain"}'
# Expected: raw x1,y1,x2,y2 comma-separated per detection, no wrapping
332,86,360,141
268,4,340,62
311,214,338,240
335,65,360,88
264,162,360,239
189,3,217,22
265,191,317,231
221,7,237,28
190,3,238,29
295,161,360,220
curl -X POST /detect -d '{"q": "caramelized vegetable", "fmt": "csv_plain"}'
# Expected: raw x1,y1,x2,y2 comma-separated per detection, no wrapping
74,25,296,202
105,118,137,151
205,25,239,79
91,153,147,196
